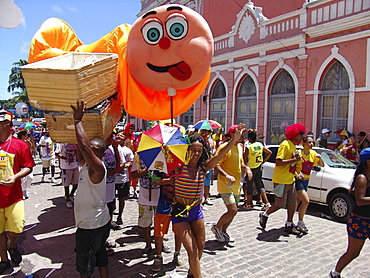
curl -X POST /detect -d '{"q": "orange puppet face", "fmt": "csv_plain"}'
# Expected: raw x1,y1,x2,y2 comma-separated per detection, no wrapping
126,4,214,92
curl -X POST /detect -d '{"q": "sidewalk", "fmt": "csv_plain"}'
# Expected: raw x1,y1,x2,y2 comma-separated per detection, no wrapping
2,159,370,277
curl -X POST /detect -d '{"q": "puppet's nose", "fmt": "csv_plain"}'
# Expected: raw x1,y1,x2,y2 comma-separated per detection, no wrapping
159,37,170,49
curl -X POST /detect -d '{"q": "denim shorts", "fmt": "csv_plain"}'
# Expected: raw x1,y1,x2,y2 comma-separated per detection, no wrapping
295,179,309,191
204,169,213,186
171,204,204,224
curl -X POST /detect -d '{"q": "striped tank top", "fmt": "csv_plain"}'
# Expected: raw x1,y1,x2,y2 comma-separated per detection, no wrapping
174,165,204,200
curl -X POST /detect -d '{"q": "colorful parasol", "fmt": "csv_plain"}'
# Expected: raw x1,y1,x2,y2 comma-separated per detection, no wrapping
17,122,41,130
163,123,186,135
137,123,189,174
334,129,351,137
193,119,222,130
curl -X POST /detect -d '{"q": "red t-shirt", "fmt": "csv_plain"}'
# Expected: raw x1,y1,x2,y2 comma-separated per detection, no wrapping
343,144,357,162
0,138,36,208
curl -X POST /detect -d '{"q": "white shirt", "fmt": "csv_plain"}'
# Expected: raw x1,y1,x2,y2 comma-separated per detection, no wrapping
115,145,133,183
74,163,110,229
39,136,55,160
132,161,160,206
58,143,78,169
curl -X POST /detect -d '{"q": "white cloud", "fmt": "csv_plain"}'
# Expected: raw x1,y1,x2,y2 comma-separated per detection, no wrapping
68,5,78,13
52,5,63,14
20,41,29,55
21,15,26,29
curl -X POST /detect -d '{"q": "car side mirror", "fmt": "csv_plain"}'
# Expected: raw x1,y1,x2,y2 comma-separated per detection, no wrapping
313,165,321,172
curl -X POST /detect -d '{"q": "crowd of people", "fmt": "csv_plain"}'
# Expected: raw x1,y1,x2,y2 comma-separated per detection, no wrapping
1,107,370,277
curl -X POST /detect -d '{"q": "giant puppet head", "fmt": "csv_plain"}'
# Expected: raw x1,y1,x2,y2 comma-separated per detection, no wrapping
126,5,213,92
27,4,213,120
123,4,213,119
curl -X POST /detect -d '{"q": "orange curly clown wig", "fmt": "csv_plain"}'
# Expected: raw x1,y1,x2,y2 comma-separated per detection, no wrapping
285,123,306,141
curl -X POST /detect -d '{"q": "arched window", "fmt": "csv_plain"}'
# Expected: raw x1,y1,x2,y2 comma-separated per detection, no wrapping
268,70,295,144
319,60,349,141
210,79,226,127
236,75,257,129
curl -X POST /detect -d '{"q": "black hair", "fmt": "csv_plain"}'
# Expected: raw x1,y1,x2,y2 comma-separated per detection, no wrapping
223,133,231,142
187,134,210,171
302,135,314,143
247,130,257,143
358,131,367,137
17,131,27,139
351,162,367,192
90,138,107,153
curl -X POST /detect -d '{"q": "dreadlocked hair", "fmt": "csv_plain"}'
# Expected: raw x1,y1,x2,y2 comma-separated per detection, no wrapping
187,134,210,171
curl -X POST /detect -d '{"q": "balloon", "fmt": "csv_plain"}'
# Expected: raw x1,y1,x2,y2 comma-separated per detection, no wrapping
0,0,22,29
15,102,28,115
27,4,214,120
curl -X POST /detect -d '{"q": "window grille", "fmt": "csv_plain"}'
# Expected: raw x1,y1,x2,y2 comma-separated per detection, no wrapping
236,75,257,129
268,70,295,144
319,61,349,142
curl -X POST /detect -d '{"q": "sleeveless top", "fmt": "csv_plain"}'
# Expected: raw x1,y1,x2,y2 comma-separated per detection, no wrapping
74,163,110,229
174,165,205,200
352,177,370,218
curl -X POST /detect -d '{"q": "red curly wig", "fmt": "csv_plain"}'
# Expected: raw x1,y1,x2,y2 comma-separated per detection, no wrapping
285,123,306,140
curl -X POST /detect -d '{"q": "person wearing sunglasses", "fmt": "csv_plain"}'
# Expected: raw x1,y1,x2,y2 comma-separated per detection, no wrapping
259,123,306,235
164,124,245,278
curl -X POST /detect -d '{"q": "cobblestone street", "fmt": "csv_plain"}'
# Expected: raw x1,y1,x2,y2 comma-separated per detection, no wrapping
1,159,370,278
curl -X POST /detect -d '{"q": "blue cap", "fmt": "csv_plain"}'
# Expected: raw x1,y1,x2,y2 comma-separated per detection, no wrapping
360,147,370,164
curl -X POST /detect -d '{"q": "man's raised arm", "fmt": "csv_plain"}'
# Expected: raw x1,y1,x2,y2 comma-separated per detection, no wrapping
71,100,105,183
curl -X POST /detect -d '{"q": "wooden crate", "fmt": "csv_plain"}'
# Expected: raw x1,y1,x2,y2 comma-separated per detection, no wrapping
22,53,118,112
45,94,121,144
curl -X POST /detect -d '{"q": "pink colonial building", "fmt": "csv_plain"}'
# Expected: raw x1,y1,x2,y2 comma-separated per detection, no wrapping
137,0,370,144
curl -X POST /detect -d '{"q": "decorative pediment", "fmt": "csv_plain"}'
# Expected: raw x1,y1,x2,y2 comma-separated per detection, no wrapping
233,1,268,44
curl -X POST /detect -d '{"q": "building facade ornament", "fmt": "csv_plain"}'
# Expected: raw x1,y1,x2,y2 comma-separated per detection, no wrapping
238,14,256,44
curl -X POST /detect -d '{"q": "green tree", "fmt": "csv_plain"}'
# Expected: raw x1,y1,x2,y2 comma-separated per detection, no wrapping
6,59,42,117
0,97,18,110
7,59,29,104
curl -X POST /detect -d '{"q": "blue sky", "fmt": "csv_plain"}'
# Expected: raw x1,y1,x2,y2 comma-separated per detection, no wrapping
0,0,141,100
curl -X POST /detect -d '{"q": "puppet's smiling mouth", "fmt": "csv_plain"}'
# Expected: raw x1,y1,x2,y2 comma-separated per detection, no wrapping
147,61,192,81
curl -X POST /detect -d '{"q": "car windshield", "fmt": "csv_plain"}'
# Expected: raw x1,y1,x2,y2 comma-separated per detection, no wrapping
315,148,357,169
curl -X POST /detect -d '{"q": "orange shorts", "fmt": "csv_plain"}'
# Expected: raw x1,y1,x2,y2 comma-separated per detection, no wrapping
154,213,176,237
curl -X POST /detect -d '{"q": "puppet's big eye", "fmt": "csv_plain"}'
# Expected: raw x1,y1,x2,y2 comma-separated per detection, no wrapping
142,21,163,45
166,16,188,40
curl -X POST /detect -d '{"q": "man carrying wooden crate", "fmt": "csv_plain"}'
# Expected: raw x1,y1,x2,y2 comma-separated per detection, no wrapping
71,101,110,278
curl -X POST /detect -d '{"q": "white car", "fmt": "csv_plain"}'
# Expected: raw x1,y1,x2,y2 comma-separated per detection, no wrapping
261,145,356,223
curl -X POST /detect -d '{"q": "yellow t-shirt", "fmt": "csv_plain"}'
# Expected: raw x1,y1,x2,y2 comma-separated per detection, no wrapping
272,140,296,184
216,143,244,195
296,149,321,179
246,142,264,169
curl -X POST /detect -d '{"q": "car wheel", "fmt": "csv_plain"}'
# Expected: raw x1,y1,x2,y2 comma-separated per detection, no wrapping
329,192,355,223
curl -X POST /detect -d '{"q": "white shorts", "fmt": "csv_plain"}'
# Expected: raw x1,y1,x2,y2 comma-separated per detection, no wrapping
41,158,57,168
138,204,156,228
61,168,79,187
21,172,33,191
